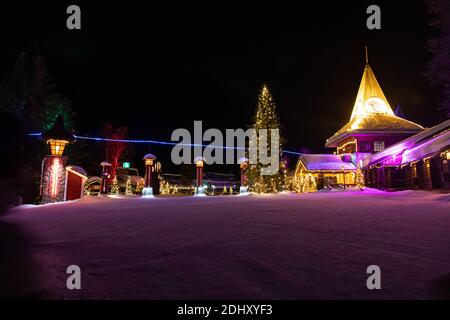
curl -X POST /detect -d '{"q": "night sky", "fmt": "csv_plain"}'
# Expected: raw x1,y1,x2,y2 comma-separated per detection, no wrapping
0,1,441,172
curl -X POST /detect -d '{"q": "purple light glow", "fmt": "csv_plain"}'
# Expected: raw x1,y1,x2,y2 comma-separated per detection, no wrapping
381,153,403,166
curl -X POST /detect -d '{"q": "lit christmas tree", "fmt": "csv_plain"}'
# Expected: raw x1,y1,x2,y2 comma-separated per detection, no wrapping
305,175,317,193
291,175,317,193
111,176,120,195
247,84,284,193
160,180,170,195
125,177,133,195
356,165,365,190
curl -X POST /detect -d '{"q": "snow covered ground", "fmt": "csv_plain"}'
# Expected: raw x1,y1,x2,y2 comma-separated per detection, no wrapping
3,189,450,299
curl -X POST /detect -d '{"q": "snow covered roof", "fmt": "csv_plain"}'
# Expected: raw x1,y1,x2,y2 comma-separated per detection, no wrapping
66,166,88,178
364,119,450,168
298,154,356,171
143,153,156,160
237,157,248,164
325,114,424,148
86,176,102,185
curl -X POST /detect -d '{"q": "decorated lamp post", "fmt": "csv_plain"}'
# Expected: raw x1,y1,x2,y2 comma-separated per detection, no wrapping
100,161,112,194
194,156,206,195
194,156,204,187
142,153,156,196
40,115,74,204
238,157,249,194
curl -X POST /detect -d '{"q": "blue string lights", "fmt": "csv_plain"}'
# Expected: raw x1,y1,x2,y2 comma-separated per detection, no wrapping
28,132,302,155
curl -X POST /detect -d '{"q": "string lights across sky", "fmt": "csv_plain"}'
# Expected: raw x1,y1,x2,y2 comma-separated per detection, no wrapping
28,132,302,155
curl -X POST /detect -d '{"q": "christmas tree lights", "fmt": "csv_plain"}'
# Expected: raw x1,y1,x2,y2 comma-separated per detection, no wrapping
247,84,284,193
111,176,120,195
356,165,365,190
126,177,133,195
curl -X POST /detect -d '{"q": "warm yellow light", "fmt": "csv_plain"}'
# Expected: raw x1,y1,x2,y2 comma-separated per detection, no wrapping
145,159,154,166
350,64,395,121
196,160,204,167
446,151,450,160
349,116,364,131
47,139,68,156
337,139,358,153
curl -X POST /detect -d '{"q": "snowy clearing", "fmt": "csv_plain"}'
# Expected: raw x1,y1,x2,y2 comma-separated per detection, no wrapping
4,189,450,299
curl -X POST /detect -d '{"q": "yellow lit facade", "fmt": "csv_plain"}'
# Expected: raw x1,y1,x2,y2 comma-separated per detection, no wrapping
294,160,355,188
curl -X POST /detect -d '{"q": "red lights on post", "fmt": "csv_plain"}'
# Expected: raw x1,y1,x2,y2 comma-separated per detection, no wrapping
100,161,112,194
194,156,205,187
40,115,74,204
50,157,61,196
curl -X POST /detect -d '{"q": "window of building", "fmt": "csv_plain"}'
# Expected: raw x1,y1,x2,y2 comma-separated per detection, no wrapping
411,163,418,179
374,141,385,152
361,142,371,152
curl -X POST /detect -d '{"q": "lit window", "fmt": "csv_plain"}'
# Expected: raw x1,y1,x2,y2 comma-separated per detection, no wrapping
411,163,418,179
374,141,385,152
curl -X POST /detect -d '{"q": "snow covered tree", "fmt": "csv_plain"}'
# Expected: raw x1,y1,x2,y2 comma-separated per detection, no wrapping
247,84,284,193
424,0,450,120
126,177,133,196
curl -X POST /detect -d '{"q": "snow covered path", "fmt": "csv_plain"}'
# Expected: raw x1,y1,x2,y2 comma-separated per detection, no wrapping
4,190,450,299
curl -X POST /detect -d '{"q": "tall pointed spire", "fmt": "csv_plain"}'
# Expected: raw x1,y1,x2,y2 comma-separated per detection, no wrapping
325,49,424,148
365,46,369,65
349,52,395,120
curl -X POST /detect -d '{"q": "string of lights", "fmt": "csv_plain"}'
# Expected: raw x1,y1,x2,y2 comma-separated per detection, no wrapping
27,132,302,155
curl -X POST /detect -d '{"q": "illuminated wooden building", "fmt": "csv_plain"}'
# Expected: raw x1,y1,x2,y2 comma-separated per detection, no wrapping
295,52,424,188
363,120,450,191
325,58,423,165
295,154,356,187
